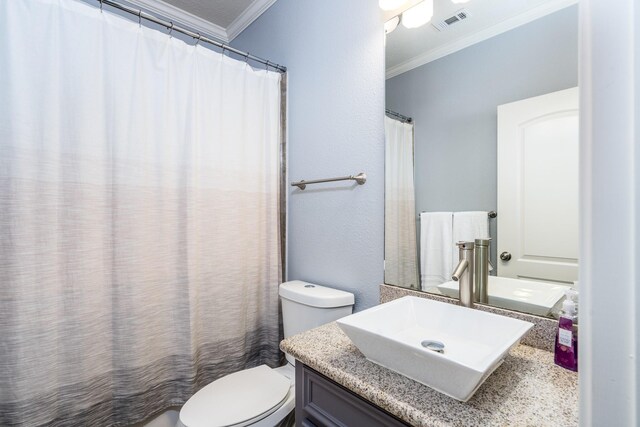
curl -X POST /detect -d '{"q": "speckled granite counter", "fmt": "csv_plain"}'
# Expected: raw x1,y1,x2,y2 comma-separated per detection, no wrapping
281,322,578,427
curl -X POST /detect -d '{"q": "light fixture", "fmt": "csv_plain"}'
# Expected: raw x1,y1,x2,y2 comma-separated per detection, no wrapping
379,0,408,11
384,15,400,34
401,0,434,29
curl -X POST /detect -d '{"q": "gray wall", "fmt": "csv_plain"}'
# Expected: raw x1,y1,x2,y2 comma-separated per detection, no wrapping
233,0,385,311
386,6,578,224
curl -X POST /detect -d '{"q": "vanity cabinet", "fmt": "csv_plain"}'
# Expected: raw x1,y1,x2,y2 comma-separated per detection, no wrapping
295,363,409,427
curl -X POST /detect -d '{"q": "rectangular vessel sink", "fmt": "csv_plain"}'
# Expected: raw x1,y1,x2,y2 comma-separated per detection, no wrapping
437,276,570,317
336,296,533,401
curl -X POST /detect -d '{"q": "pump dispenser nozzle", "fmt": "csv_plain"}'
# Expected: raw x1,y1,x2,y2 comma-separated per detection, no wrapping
562,289,578,317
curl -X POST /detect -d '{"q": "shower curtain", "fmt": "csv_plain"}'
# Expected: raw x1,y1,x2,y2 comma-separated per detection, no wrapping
0,1,283,425
384,116,418,288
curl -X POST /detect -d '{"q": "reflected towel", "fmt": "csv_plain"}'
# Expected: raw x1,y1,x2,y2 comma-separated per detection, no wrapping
452,211,490,267
420,212,453,290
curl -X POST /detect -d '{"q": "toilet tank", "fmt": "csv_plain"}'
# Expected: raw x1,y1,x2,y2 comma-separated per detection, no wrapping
279,280,355,340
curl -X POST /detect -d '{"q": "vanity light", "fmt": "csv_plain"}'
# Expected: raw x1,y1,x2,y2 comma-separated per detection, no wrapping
401,0,434,29
384,15,400,34
379,0,409,11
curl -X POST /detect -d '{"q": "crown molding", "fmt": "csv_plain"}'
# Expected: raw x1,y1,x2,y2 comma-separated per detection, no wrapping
226,0,278,41
381,0,423,22
125,0,229,43
386,0,578,80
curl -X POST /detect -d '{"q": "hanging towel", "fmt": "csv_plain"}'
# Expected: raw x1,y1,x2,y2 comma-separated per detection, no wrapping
420,212,453,290
452,211,490,267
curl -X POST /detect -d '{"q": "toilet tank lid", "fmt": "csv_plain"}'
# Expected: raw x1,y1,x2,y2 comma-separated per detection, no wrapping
279,280,355,308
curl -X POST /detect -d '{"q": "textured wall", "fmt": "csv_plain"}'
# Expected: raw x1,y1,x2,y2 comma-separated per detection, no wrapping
386,6,578,217
233,0,385,310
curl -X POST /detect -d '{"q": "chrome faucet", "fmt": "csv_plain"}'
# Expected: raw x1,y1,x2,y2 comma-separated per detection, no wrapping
452,241,474,308
474,238,491,304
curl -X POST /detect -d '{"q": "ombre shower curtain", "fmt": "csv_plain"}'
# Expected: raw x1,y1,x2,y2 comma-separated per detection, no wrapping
384,116,418,288
0,0,283,425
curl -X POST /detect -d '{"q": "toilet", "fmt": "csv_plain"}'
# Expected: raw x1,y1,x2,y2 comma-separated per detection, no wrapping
177,280,355,427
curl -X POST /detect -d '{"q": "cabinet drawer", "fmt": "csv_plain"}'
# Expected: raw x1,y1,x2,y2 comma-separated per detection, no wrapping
295,363,409,427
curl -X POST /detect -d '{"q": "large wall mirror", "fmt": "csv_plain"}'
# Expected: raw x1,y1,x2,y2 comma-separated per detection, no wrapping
383,0,579,318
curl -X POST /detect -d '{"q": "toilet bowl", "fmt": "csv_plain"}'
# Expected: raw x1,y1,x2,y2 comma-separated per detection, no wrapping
177,281,354,427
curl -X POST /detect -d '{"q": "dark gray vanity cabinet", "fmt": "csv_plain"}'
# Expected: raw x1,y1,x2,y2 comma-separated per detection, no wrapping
295,363,410,427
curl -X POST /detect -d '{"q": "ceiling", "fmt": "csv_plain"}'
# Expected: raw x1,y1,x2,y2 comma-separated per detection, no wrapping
385,0,578,78
161,0,255,28
126,0,278,42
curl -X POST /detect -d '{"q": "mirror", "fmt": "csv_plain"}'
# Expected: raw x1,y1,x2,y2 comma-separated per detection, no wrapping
383,0,579,318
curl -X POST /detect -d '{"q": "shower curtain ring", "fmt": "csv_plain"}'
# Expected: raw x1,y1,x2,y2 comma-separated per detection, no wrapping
195,34,202,46
265,60,270,70
138,10,142,27
244,52,250,63
221,45,227,56
99,0,103,12
168,22,174,37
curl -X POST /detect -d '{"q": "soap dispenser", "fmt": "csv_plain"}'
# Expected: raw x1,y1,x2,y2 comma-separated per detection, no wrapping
554,289,578,371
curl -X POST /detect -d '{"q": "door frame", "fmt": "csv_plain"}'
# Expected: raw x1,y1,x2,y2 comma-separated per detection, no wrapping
579,1,639,425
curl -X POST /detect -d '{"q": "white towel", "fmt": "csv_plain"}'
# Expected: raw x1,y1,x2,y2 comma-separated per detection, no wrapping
420,212,453,290
452,211,490,267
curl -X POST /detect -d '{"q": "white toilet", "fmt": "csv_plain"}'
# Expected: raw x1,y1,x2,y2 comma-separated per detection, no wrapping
177,280,355,427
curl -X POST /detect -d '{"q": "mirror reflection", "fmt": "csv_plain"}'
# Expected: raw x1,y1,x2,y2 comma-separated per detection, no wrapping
383,0,579,318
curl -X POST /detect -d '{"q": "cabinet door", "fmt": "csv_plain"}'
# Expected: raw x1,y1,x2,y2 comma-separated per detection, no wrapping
296,363,408,427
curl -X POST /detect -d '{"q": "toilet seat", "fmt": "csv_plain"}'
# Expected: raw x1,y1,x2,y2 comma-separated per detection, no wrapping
179,365,291,427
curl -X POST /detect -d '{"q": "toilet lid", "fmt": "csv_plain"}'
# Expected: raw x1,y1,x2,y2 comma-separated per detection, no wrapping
179,365,291,427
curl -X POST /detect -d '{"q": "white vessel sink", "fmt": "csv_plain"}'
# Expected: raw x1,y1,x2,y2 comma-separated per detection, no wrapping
336,296,533,401
438,276,570,316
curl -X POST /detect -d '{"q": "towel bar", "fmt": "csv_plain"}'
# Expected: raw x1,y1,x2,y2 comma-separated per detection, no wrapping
419,211,497,218
291,173,366,190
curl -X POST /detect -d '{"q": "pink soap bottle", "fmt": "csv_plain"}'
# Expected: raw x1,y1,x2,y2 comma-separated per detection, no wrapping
554,289,578,371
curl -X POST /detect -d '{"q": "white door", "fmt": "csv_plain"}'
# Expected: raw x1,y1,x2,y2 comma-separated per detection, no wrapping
497,87,579,284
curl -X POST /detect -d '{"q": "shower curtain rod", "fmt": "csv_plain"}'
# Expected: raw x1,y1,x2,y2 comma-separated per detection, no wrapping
385,109,412,123
96,0,287,73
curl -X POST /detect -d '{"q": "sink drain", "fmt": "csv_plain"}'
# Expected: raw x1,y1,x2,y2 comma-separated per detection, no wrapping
421,340,445,353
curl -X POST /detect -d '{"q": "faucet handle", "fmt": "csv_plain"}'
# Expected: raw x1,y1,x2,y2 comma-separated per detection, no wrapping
456,241,475,250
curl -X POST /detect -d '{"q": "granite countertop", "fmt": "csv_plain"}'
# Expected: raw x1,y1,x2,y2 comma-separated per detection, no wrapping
281,322,578,427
